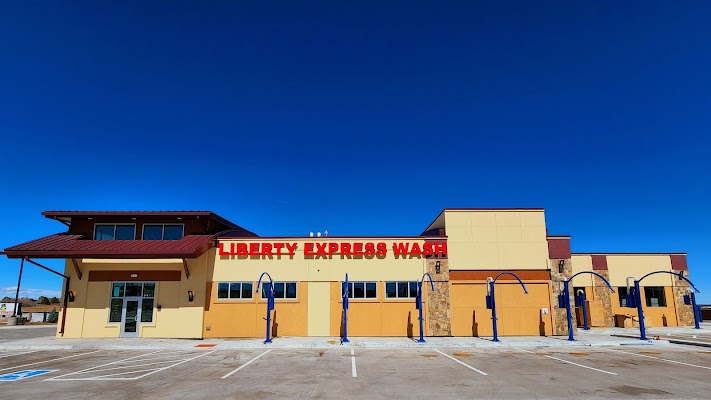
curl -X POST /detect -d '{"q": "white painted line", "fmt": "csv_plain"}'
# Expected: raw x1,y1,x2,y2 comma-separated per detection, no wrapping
350,349,357,378
47,350,163,380
601,347,711,371
57,359,179,376
50,350,217,381
433,349,488,376
0,351,39,359
0,350,101,373
136,350,216,379
221,350,272,379
513,348,535,354
543,355,618,375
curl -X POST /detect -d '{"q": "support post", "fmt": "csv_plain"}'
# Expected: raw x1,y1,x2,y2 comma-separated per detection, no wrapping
635,280,647,340
12,257,25,316
581,291,589,330
342,273,350,343
490,281,499,342
691,292,700,329
60,276,70,335
564,280,574,341
416,273,435,343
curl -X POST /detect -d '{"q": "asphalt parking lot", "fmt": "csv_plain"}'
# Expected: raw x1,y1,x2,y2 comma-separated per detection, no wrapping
1,345,711,399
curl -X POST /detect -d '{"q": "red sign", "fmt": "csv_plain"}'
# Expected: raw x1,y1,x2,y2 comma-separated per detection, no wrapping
218,241,447,257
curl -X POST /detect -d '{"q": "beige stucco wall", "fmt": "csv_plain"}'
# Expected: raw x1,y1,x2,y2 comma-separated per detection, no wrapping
444,210,549,270
57,254,209,339
570,255,594,287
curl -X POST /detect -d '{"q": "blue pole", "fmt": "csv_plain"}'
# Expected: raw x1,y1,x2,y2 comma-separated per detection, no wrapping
565,280,574,341
256,272,274,344
417,280,425,343
490,281,499,342
691,292,700,329
343,273,350,343
581,291,589,330
635,280,646,340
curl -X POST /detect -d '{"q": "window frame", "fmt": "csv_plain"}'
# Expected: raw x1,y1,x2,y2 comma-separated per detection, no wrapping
260,282,298,300
617,286,628,307
94,223,137,240
342,281,378,300
385,281,419,299
141,223,185,240
644,286,667,307
108,281,156,324
215,282,254,300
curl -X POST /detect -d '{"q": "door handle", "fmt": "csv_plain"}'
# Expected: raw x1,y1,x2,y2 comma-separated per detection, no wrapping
135,315,139,322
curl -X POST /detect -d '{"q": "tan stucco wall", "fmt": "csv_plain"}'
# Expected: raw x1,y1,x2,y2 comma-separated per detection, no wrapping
58,254,209,339
444,210,549,270
451,281,553,336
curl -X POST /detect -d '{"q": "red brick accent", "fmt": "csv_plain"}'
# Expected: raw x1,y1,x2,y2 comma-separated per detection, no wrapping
670,254,688,270
547,237,571,259
591,255,608,271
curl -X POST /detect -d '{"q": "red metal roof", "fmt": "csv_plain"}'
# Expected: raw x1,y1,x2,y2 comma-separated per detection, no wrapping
2,233,216,259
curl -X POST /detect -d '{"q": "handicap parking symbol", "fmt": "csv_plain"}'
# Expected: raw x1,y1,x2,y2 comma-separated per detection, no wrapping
0,370,56,381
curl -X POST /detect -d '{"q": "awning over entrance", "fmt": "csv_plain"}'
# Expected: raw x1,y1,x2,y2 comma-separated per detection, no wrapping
2,233,216,259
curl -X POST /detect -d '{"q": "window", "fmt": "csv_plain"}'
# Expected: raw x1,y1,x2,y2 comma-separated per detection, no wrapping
142,224,184,240
216,282,253,300
342,282,377,299
261,282,297,299
109,282,156,323
618,287,628,307
94,224,136,240
385,281,419,299
644,287,666,307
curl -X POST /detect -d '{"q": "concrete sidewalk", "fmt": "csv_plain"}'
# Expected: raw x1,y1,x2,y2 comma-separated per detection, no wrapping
0,326,665,350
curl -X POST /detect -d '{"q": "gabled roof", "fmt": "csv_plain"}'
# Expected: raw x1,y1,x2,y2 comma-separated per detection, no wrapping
2,233,216,259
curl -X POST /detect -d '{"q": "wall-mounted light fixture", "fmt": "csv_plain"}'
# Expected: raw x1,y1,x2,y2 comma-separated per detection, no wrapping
67,291,75,302
435,261,441,274
188,290,194,302
130,273,138,278
558,260,565,273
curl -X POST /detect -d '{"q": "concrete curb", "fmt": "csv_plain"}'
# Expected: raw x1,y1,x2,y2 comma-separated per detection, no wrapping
0,339,664,351
613,333,709,348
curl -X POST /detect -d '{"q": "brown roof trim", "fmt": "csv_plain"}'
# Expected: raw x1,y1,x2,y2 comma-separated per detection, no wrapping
443,208,545,211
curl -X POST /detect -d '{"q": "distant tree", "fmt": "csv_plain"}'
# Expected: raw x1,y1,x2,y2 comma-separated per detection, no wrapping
47,309,59,323
39,296,50,305
50,297,60,304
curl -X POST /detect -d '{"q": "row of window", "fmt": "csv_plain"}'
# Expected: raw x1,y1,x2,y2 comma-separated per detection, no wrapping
94,224,184,240
215,281,423,300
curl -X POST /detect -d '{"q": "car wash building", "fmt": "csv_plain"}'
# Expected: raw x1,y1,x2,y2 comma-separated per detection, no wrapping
1,209,697,339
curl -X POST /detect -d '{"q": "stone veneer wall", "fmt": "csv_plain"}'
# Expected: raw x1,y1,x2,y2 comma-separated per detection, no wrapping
593,270,615,327
672,272,695,326
550,258,575,336
426,258,451,336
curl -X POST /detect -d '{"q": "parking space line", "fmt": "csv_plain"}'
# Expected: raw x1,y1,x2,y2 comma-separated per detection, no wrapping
47,350,163,380
433,349,487,376
135,350,216,379
0,350,101,373
600,347,711,371
49,350,217,381
0,351,39,359
513,348,617,376
351,349,357,378
221,349,272,379
543,355,618,375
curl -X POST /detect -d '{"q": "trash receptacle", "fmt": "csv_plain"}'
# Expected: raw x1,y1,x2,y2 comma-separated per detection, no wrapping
7,316,17,326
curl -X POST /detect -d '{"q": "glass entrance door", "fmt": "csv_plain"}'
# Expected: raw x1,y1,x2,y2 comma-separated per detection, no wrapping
121,297,142,338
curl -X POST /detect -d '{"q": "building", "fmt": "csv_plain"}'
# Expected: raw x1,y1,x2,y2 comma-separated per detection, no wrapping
22,305,61,323
1,209,697,339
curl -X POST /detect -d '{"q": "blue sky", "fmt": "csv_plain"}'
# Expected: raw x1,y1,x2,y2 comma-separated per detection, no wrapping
1,2,710,302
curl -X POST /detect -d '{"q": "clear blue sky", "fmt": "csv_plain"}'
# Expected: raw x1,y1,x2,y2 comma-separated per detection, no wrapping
1,2,710,302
